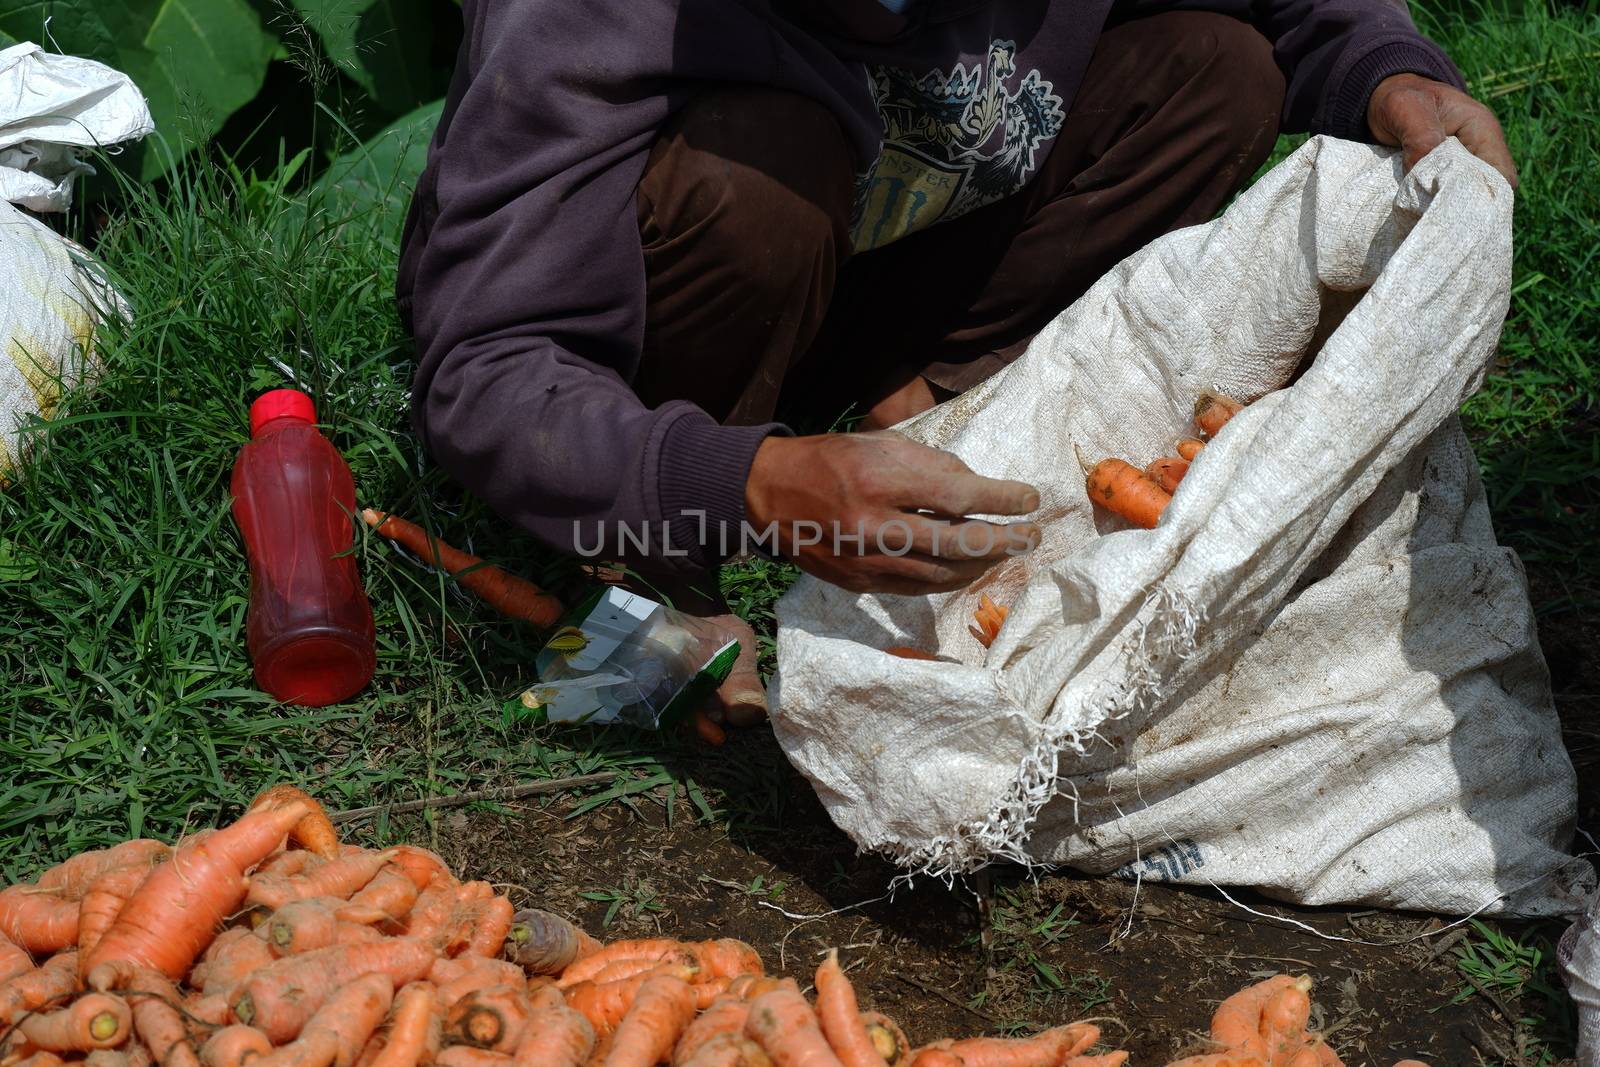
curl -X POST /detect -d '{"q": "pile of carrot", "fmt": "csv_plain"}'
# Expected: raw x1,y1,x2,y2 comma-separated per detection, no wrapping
1082,391,1245,530
0,785,1428,1067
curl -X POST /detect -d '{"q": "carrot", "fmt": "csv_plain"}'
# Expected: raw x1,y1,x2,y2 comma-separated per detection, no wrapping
387,850,454,894
1209,976,1301,1061
401,883,459,949
1061,1056,1128,1067
673,996,749,1067
11,1052,65,1067
813,951,882,1067
247,787,341,861
564,965,697,1035
247,851,394,912
15,993,133,1051
680,1034,774,1067
362,510,563,629
233,938,436,1043
882,648,938,661
252,973,395,1067
199,931,277,1002
945,1023,1099,1067
590,955,694,986
694,978,735,1011
462,898,514,959
446,985,532,1053
559,941,687,987
0,935,32,984
1144,457,1190,494
1193,391,1243,439
1077,449,1171,529
1161,1057,1265,1067
859,1016,907,1067
1176,438,1205,461
36,842,171,901
689,942,761,982
78,866,154,962
435,1050,510,1067
0,951,80,1025
262,899,344,958
743,980,844,1067
693,711,728,747
85,803,311,983
341,873,417,925
968,595,1007,649
434,961,525,1011
510,1002,594,1067
601,974,696,1067
118,967,202,1067
905,1051,963,1067
365,983,439,1067
0,888,80,955
125,1040,155,1067
199,1026,272,1067
87,1049,132,1067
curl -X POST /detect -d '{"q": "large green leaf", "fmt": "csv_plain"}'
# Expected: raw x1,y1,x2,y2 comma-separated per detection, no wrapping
291,0,436,115
0,0,276,179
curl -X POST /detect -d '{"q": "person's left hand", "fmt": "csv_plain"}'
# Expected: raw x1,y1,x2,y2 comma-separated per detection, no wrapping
1367,73,1518,189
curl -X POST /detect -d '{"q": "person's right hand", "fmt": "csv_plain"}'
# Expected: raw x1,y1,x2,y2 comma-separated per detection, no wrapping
744,431,1041,595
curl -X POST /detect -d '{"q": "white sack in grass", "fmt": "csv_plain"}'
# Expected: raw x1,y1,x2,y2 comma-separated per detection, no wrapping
771,136,1593,917
1561,893,1600,1066
0,198,129,480
0,42,154,211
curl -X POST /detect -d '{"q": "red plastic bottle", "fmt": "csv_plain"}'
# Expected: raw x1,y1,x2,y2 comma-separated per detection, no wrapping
230,389,375,706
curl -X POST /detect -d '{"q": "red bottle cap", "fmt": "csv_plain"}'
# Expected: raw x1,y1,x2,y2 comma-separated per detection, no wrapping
249,389,317,436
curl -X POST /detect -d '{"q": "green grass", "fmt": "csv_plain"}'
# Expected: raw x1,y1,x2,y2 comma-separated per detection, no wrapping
0,0,1593,923
1447,919,1576,1065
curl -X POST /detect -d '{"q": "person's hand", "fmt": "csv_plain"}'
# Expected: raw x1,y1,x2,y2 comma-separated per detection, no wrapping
1367,73,1517,188
744,431,1041,595
701,613,768,728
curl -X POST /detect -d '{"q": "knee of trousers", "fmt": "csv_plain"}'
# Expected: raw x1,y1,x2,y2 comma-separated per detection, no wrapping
1158,12,1287,156
638,87,856,300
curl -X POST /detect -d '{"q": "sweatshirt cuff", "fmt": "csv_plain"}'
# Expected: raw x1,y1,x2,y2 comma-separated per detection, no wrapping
657,413,789,572
1327,40,1467,142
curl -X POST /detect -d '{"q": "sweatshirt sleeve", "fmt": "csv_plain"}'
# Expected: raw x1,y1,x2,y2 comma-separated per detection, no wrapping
397,0,785,575
1110,0,1466,137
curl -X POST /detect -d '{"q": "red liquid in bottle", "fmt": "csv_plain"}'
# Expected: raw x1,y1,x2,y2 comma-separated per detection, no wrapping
231,389,375,706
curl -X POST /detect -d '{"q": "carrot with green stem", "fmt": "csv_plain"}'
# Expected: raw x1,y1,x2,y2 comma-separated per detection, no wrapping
814,951,884,1067
1077,446,1172,530
743,980,844,1067
84,802,312,983
1193,391,1244,439
361,510,563,629
15,994,133,1052
246,786,341,861
600,974,696,1067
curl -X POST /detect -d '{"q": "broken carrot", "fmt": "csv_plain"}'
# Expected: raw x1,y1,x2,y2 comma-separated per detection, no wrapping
1144,457,1190,494
1077,447,1171,529
1176,438,1205,461
247,785,341,860
1194,391,1244,439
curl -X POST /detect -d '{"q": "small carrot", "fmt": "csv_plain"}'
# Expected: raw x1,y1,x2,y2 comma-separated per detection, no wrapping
365,983,440,1067
16,993,133,1051
1144,457,1190,494
341,871,417,925
673,996,749,1067
559,941,689,987
233,938,436,1043
462,897,515,959
601,974,697,1067
78,865,154,963
510,1002,594,1067
1193,391,1244,439
387,849,454,894
247,786,341,860
968,595,1008,649
743,980,844,1067
1209,975,1302,1060
118,967,202,1067
362,510,563,629
0,887,80,955
199,1027,272,1067
1176,438,1205,461
85,802,312,982
0,951,80,1025
1077,447,1172,530
859,1016,907,1067
814,951,882,1067
945,1023,1099,1067
446,984,532,1053
246,851,394,912
882,648,938,661
262,899,343,958
692,710,728,747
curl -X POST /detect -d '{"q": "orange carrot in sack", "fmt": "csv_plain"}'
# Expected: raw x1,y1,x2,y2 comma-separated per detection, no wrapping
365,983,440,1067
674,997,750,1067
15,993,133,1051
1176,438,1205,461
968,596,1008,649
247,786,341,860
559,941,687,987
601,974,697,1067
743,980,844,1067
1144,457,1190,494
1193,391,1243,439
199,1026,272,1067
882,648,938,661
247,851,393,912
511,1003,595,1067
0,951,80,1025
362,510,563,629
85,802,311,982
78,865,154,962
859,1016,907,1067
814,951,882,1067
0,935,32,983
447,985,533,1053
945,1023,1099,1067
1078,449,1171,530
233,938,435,1043
463,898,515,959
0,887,80,955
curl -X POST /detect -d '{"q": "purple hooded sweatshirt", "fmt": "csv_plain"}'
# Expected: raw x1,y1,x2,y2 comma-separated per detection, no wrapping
396,0,1462,574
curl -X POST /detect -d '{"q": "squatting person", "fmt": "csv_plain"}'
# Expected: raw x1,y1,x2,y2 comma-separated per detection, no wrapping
396,0,1516,718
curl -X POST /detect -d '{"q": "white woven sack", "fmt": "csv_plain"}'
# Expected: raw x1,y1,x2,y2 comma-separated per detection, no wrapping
1560,894,1600,1066
771,136,1592,917
0,199,128,480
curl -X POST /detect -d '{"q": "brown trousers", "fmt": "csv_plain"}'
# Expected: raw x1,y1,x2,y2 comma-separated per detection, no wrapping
633,11,1286,426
